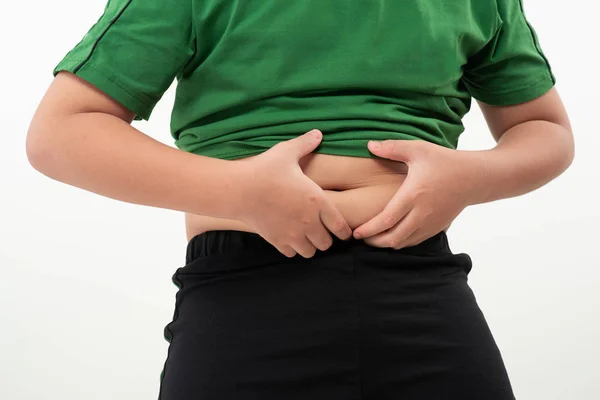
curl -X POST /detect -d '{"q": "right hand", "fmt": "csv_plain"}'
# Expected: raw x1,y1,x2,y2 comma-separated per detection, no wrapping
234,129,353,258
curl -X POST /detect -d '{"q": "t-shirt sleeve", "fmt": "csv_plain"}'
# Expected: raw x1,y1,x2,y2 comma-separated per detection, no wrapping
53,0,195,121
461,0,556,106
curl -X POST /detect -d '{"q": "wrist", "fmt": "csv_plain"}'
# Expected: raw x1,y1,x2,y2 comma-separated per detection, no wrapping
187,156,256,220
225,158,259,220
461,149,496,206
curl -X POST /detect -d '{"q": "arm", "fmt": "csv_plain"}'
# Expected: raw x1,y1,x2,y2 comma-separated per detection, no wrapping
27,72,352,257
468,87,575,205
26,72,245,220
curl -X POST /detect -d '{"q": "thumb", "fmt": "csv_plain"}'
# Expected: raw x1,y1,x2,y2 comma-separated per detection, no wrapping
287,129,323,159
368,140,416,162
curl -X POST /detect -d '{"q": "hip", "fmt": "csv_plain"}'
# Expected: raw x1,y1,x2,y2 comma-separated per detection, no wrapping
159,230,514,400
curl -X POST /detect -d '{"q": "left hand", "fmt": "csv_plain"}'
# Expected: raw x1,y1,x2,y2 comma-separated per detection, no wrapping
352,139,486,249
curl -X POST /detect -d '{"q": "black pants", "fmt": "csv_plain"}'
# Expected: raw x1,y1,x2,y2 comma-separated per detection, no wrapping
158,230,515,400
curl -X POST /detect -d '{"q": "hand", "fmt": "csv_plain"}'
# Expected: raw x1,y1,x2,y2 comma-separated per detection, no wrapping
352,139,485,249
235,129,353,258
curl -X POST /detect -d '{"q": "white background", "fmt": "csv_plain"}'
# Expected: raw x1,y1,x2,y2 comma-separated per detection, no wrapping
1,1,598,399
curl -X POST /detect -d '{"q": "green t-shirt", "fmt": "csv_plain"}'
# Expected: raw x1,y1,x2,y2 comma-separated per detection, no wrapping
53,0,555,160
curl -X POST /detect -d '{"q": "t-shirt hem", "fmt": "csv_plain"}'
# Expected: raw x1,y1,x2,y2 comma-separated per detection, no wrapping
179,138,453,161
53,57,154,121
193,148,381,161
472,74,556,106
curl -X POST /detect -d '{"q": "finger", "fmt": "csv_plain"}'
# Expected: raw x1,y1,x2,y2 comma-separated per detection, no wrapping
283,129,323,160
306,225,334,252
353,184,414,239
382,209,420,249
273,243,297,258
363,209,420,249
319,199,353,241
367,139,421,163
292,236,318,259
400,229,426,249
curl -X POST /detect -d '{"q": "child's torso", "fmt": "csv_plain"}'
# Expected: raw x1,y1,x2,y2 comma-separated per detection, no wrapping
173,0,500,160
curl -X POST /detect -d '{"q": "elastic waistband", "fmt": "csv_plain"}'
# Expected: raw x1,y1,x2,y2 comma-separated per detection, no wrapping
186,229,452,265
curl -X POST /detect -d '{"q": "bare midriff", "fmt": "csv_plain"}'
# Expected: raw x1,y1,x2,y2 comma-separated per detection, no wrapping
184,153,447,242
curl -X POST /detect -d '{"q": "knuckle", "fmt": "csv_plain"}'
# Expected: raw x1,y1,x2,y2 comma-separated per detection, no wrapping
407,193,419,204
387,140,397,153
422,207,434,219
307,194,321,205
388,238,400,248
412,186,426,200
332,218,347,233
286,231,301,242
383,213,397,227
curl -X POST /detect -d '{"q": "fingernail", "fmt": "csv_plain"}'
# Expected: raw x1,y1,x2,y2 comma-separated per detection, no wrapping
368,141,381,150
309,129,322,138
354,232,362,239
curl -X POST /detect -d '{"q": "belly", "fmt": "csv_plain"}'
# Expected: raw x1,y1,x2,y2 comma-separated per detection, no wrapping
185,153,425,242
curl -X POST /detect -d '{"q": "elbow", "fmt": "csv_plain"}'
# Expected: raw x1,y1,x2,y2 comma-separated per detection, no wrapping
564,142,575,172
563,125,575,170
556,124,575,175
25,118,61,176
25,126,48,172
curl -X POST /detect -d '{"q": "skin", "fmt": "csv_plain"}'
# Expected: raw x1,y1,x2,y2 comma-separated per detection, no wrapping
353,88,574,249
184,87,574,253
26,72,573,257
27,72,357,258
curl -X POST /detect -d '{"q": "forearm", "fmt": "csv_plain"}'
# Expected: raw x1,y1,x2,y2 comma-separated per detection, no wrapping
27,112,245,219
468,120,574,205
